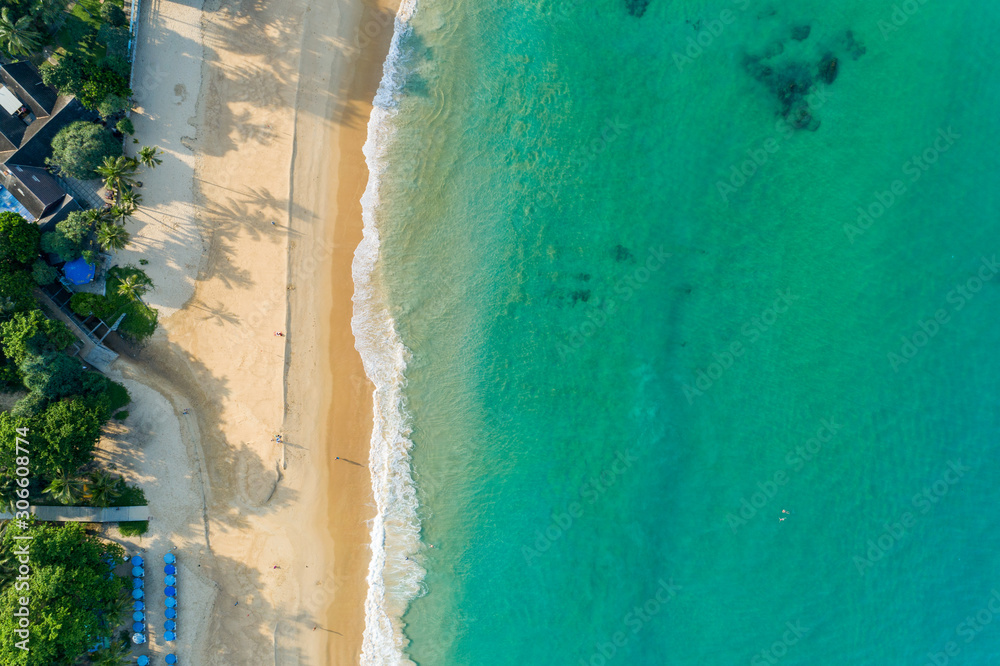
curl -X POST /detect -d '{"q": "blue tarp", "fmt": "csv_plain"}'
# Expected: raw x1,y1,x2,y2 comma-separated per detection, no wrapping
63,257,95,285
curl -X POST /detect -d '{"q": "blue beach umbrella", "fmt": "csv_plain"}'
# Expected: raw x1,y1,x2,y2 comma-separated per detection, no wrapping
164,630,175,641
165,597,177,608
164,620,176,631
63,257,95,285
132,589,144,599
164,574,176,585
132,578,143,589
165,655,177,664
132,611,144,622
133,600,144,611
137,657,150,666
132,622,144,633
165,586,176,597
165,607,177,619
164,564,176,575
132,566,144,577
164,553,176,564
131,556,144,566
131,632,145,644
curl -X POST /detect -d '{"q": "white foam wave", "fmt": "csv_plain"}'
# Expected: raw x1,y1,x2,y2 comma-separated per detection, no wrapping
353,1,425,663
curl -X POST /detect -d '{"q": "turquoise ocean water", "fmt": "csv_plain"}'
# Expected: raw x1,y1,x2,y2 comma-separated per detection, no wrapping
352,0,1000,663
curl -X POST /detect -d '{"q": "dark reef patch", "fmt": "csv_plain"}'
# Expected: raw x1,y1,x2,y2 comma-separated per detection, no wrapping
837,29,867,60
570,290,591,305
613,245,633,262
790,25,811,41
742,19,865,131
625,0,650,17
818,53,838,84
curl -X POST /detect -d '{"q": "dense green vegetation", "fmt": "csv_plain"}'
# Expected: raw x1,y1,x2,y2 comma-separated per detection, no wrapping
0,214,137,494
38,0,132,114
0,522,128,665
0,9,170,665
46,121,123,180
69,264,157,342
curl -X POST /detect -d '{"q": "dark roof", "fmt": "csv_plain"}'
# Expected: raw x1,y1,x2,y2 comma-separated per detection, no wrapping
1,164,66,219
40,195,80,231
6,97,94,169
0,111,25,152
0,62,57,117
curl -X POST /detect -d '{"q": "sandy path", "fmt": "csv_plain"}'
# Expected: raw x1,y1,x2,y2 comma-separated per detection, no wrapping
105,0,401,662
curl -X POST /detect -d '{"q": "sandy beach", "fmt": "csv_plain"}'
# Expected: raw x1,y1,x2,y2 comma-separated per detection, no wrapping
97,0,400,662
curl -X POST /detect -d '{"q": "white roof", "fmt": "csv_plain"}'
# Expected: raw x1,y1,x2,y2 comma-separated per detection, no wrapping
0,86,20,115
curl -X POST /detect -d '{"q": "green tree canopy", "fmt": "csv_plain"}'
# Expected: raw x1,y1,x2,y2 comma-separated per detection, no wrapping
0,269,34,316
0,309,75,367
115,116,134,136
0,6,40,56
30,259,58,286
40,52,89,97
96,24,129,60
46,121,123,180
96,221,130,252
39,211,93,262
20,352,83,399
77,67,130,111
34,398,103,475
80,370,130,418
0,522,126,665
96,93,128,120
99,1,127,27
0,212,39,267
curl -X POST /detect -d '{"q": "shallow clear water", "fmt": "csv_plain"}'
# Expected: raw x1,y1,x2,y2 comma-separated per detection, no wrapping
355,0,1000,663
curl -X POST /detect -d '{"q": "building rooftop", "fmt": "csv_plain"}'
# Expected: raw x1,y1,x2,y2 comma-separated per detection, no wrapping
1,164,67,220
0,61,57,118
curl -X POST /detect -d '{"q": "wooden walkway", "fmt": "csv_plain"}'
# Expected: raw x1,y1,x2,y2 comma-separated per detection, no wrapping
0,505,149,522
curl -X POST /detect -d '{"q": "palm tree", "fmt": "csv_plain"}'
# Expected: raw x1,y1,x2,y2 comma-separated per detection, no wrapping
102,590,131,623
97,222,130,252
137,146,162,169
83,207,111,227
0,8,41,57
83,471,122,508
119,187,142,212
95,156,138,200
89,638,130,666
116,273,151,301
43,471,84,505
